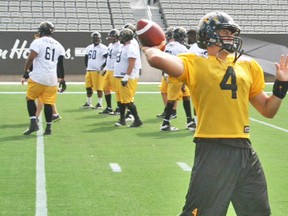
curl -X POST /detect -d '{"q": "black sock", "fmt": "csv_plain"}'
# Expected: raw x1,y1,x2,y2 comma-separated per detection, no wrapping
164,101,174,122
44,104,53,123
105,94,112,109
27,100,37,117
183,100,192,123
119,103,126,122
127,103,140,121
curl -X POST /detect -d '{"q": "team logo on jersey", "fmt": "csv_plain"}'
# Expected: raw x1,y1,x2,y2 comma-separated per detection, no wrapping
244,126,250,133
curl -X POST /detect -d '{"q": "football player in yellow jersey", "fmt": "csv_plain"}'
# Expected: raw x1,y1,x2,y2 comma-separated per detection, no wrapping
143,11,288,216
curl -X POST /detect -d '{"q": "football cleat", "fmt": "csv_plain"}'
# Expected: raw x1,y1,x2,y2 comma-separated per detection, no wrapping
160,124,179,132
156,111,166,119
129,120,143,128
80,103,93,109
44,127,52,135
170,113,177,119
93,103,103,110
110,107,120,115
23,123,39,135
99,107,113,114
125,114,135,122
52,115,62,122
186,121,196,132
114,120,126,127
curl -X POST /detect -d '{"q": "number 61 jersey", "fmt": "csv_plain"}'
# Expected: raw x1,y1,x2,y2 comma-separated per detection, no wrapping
29,36,65,86
176,53,265,139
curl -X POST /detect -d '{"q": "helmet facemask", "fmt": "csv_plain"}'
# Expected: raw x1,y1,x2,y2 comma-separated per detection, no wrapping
197,12,244,62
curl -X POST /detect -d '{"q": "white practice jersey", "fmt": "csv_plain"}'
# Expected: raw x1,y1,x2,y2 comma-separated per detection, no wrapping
85,43,108,70
29,36,65,86
163,41,188,76
114,43,139,79
188,43,207,57
131,38,142,75
164,41,188,56
105,41,121,71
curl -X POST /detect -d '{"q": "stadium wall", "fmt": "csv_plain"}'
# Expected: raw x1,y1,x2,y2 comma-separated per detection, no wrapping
0,32,287,82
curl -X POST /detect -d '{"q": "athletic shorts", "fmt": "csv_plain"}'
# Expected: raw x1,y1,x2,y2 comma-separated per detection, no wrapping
114,77,135,104
26,79,57,105
180,138,271,216
167,81,190,101
85,70,104,91
103,70,114,91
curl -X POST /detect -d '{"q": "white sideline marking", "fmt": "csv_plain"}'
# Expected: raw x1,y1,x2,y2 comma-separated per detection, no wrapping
35,115,48,216
177,162,192,172
250,118,288,133
109,163,122,173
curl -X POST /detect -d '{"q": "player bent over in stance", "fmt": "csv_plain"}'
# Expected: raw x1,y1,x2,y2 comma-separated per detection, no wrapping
143,11,288,216
21,21,66,135
113,28,143,128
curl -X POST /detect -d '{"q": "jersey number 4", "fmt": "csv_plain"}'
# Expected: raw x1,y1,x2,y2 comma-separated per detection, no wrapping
220,66,237,99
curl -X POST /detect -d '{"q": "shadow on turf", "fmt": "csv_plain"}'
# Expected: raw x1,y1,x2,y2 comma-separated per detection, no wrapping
0,123,27,129
0,134,35,143
136,130,193,139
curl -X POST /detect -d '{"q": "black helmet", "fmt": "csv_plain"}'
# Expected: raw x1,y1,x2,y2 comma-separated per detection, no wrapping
119,28,134,44
165,26,175,42
91,31,101,45
106,29,120,41
173,26,187,44
37,21,54,36
197,11,242,55
122,23,136,34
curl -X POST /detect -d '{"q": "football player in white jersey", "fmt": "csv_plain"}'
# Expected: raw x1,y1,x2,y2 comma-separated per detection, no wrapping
113,28,143,127
80,31,108,110
122,23,142,121
160,27,195,132
21,21,66,135
99,29,121,114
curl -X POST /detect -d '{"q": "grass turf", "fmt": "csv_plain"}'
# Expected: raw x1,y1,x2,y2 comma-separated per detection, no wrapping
0,83,287,216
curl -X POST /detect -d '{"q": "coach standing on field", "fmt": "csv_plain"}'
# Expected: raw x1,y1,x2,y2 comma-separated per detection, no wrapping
21,21,66,136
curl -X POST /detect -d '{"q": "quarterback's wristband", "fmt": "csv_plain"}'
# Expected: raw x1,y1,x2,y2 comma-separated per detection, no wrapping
273,79,288,99
23,71,30,79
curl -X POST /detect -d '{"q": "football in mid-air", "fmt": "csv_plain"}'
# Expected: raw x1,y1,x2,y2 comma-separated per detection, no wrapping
136,19,166,50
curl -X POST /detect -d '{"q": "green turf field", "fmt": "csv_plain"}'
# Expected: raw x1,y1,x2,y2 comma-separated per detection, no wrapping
0,83,287,216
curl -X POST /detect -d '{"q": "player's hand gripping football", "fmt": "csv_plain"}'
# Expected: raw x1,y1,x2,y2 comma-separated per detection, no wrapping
58,79,67,93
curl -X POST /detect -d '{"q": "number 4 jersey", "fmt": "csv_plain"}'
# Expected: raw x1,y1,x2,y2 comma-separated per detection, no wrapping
29,36,65,86
176,53,265,138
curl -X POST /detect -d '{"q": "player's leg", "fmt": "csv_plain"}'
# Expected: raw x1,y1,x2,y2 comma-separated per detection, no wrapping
100,70,113,114
42,85,58,135
114,78,126,126
23,80,42,135
180,139,244,216
231,147,271,216
157,76,168,118
80,72,94,108
94,71,104,110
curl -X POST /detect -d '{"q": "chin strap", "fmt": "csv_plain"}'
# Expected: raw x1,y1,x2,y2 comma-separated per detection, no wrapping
233,49,244,63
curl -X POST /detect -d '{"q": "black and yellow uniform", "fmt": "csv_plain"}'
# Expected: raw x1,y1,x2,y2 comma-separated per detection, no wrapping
174,53,270,216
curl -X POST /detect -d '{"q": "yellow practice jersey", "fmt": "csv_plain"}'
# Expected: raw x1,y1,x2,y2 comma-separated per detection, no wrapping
176,53,265,138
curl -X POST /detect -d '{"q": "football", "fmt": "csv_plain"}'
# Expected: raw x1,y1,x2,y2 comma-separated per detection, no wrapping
136,19,166,50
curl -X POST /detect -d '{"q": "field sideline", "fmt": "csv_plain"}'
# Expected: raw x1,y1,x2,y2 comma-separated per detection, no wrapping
0,83,287,216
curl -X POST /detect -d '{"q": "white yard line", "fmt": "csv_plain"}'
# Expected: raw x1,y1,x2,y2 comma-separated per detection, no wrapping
250,117,288,133
176,162,192,172
109,163,122,173
35,115,48,216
